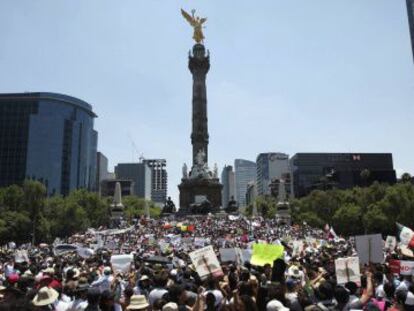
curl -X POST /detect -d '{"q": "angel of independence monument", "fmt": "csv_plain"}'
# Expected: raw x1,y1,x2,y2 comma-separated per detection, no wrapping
178,9,222,215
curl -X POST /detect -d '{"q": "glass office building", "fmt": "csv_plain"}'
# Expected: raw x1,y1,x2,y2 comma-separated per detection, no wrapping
290,153,397,197
234,159,256,208
0,92,98,195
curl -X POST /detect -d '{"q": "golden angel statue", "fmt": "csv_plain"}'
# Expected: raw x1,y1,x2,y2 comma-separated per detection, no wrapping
181,8,207,43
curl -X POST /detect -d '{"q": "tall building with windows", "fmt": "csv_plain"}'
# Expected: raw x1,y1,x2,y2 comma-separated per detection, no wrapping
234,159,256,208
115,162,151,199
0,92,97,195
290,153,397,197
97,152,109,194
143,159,167,205
256,153,292,196
221,165,235,208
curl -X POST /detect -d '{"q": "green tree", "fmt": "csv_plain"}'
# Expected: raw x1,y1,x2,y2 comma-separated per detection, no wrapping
362,204,389,234
401,173,412,183
23,180,46,244
332,203,363,236
360,169,371,187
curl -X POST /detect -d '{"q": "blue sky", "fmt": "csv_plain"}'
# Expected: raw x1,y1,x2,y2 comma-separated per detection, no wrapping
0,1,413,204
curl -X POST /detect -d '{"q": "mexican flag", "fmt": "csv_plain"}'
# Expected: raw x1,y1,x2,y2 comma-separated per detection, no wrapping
396,223,414,249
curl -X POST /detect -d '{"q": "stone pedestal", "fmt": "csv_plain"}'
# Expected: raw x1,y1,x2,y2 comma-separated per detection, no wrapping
178,178,222,215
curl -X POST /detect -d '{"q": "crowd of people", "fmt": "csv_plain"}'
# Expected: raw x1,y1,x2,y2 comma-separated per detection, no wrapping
0,215,413,311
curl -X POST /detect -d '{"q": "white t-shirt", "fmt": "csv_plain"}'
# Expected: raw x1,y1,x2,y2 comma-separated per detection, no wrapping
149,288,168,306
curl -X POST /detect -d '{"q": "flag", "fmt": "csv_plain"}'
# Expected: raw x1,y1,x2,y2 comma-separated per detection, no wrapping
324,224,337,240
397,223,414,249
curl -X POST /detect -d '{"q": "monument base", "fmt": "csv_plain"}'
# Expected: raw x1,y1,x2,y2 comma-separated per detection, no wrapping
178,177,222,215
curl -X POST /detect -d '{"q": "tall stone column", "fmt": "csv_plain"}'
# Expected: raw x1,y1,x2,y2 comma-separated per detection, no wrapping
189,44,210,166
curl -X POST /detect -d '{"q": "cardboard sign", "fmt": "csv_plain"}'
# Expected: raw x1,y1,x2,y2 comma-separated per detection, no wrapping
355,234,384,264
335,257,361,286
111,254,133,273
250,243,284,266
385,236,397,251
189,245,223,279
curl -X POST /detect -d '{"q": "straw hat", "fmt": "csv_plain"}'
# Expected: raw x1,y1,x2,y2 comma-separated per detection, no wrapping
127,295,149,310
32,286,59,306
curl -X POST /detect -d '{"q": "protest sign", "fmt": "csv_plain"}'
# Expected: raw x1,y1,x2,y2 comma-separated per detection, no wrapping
385,236,397,251
189,245,223,279
77,247,95,259
14,250,29,263
250,243,284,266
194,238,206,248
292,240,304,257
111,254,133,273
219,248,237,262
355,234,383,264
335,257,361,286
53,244,78,256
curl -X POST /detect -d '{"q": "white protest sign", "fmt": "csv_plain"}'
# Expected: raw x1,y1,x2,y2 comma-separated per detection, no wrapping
189,245,223,279
111,254,133,274
355,234,384,264
335,257,361,286
15,250,29,263
400,261,414,276
194,238,206,248
385,236,397,251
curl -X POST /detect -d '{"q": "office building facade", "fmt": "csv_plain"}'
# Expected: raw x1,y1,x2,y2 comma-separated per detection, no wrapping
256,153,292,196
234,159,256,208
143,159,167,204
100,179,134,197
96,152,109,194
221,165,235,208
290,153,397,197
115,162,151,199
0,92,97,195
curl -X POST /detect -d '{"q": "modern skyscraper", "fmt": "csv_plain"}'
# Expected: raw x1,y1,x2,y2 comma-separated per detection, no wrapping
143,159,168,205
256,153,292,196
407,0,414,60
0,92,97,195
234,159,256,208
221,165,235,208
290,153,397,197
96,152,109,194
115,162,151,199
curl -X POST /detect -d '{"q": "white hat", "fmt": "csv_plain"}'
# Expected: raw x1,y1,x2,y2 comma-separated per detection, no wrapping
162,302,179,311
32,286,59,306
267,299,290,311
139,275,149,281
127,295,149,310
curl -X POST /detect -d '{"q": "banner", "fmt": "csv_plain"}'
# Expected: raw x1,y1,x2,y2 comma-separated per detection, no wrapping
111,254,133,273
335,257,361,286
189,245,223,279
355,234,383,264
250,243,284,266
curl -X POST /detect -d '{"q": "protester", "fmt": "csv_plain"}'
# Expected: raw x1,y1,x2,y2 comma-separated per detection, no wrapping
0,215,413,311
